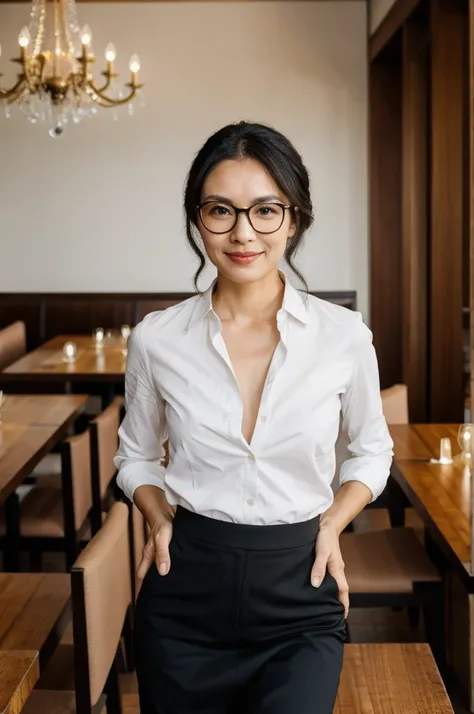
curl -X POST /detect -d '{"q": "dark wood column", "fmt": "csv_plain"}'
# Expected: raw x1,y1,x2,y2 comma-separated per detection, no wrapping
401,13,429,422
429,0,466,422
369,42,403,390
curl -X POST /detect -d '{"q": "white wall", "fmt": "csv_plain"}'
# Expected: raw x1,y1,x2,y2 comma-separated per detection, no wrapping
0,2,369,318
370,0,397,32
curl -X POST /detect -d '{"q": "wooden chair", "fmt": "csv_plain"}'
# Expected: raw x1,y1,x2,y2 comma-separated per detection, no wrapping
30,397,123,488
89,398,122,535
334,643,453,712
0,320,26,371
131,504,146,597
36,502,141,688
23,501,133,714
381,383,409,424
352,383,423,535
341,527,445,672
0,430,93,571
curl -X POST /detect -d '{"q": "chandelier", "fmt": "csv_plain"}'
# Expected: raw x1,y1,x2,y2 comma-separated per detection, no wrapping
0,0,143,137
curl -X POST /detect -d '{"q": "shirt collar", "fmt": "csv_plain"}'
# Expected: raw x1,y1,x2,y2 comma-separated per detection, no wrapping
187,271,309,331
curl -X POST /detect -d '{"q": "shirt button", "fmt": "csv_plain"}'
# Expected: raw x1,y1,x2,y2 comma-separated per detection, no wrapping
260,415,267,423
247,498,255,507
248,454,256,463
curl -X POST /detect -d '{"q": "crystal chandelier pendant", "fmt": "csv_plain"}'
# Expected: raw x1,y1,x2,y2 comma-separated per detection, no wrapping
0,0,144,136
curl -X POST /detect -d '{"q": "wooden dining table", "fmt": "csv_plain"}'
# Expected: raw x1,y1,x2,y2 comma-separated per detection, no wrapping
390,423,471,581
0,572,70,713
0,394,87,570
389,423,474,710
0,334,128,409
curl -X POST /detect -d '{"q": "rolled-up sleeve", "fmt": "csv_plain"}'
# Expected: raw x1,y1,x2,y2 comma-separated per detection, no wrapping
114,320,168,503
338,317,394,502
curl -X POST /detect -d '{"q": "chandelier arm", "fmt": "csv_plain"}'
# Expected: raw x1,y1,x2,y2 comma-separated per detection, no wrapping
0,76,27,100
90,74,114,94
88,80,141,107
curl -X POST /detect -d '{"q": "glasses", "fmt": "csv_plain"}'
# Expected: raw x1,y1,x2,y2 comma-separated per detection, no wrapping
198,201,294,235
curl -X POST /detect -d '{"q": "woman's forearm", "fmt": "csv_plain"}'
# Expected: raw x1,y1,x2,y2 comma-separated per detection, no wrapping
133,484,174,528
319,481,373,536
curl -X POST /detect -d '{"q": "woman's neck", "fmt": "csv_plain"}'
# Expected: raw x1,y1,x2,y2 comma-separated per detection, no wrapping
212,271,285,327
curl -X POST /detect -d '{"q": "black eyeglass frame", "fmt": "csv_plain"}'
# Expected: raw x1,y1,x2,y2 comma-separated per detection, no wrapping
197,201,296,235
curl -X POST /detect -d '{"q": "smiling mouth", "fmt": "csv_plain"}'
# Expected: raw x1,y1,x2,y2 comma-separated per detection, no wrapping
225,252,263,264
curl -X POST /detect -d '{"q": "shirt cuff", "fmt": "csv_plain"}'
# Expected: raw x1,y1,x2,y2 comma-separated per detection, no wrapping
116,461,167,503
338,453,393,503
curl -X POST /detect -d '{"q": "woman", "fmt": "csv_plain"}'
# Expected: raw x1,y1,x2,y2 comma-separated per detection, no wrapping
114,121,393,714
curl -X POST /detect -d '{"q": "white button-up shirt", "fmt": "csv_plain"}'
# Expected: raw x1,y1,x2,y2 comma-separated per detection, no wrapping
114,278,393,525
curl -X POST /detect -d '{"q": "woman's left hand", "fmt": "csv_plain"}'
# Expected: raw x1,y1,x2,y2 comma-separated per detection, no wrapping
311,520,349,619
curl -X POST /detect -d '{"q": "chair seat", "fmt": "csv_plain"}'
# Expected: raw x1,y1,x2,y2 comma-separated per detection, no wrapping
34,472,62,489
37,644,75,691
352,508,391,532
0,487,64,538
352,507,424,539
22,689,76,714
340,527,441,594
31,453,62,477
23,689,136,714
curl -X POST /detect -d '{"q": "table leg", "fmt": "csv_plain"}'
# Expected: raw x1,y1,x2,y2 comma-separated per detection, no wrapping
388,474,410,527
4,492,21,572
100,385,116,410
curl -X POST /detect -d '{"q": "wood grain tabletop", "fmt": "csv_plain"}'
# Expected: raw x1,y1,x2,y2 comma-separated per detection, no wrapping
334,643,453,713
0,394,87,504
0,573,70,656
1,335,128,382
0,650,39,714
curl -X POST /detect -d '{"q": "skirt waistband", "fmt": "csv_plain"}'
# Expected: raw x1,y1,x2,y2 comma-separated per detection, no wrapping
173,506,320,551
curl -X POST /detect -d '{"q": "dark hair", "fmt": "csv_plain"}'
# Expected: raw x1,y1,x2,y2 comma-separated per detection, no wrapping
183,121,314,292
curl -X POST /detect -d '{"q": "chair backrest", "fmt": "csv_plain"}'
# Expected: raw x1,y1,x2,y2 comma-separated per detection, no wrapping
381,384,409,425
90,399,121,501
132,503,146,577
62,430,94,534
72,501,132,714
0,321,26,371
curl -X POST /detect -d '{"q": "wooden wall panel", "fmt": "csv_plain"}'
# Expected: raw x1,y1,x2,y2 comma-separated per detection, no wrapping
370,42,403,390
401,14,429,422
43,300,135,341
430,0,466,422
0,291,357,351
370,0,423,59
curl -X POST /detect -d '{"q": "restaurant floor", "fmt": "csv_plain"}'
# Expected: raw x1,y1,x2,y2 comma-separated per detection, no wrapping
1,551,468,713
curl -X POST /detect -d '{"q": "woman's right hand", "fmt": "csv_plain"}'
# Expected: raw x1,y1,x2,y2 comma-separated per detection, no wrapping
134,485,176,591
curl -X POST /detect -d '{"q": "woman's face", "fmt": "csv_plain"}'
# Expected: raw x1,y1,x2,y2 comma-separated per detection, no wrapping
197,158,296,284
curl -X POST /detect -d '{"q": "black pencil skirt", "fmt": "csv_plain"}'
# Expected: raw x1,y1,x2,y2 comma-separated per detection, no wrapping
135,506,346,714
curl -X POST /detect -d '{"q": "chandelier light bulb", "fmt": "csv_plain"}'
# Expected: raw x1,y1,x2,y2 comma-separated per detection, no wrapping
18,27,31,48
129,53,140,74
80,24,92,46
105,43,116,63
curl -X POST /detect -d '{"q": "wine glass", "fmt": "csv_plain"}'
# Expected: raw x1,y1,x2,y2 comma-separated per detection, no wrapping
93,327,105,349
457,423,474,464
62,341,77,363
